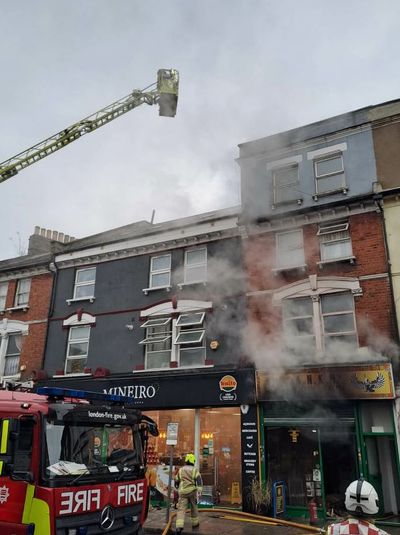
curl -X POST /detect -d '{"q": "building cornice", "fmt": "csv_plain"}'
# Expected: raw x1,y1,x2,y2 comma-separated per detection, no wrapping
55,218,240,269
242,198,380,236
237,123,372,166
0,265,50,282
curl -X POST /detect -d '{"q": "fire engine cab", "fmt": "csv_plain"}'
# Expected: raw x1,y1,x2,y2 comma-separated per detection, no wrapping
0,386,158,534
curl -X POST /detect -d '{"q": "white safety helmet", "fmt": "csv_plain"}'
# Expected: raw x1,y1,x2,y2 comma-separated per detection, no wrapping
345,479,379,516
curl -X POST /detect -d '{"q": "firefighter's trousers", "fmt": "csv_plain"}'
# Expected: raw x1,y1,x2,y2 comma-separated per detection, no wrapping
176,490,199,529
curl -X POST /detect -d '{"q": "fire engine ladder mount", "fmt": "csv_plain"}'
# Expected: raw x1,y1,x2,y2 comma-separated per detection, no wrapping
0,68,179,183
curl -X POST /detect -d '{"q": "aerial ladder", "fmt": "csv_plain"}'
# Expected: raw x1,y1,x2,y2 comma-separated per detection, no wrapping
0,68,179,183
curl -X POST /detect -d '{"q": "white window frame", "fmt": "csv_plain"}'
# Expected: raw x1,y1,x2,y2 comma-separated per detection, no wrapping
174,329,205,345
15,278,31,307
272,165,301,205
320,293,357,350
148,254,172,290
4,333,21,377
175,312,205,327
0,282,8,311
282,292,358,353
282,297,316,352
65,325,91,375
0,320,28,380
72,267,96,301
275,229,306,271
317,221,354,264
141,309,207,370
183,247,207,285
276,278,360,355
314,153,346,196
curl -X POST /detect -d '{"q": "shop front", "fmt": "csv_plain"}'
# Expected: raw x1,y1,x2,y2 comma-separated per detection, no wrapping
257,363,400,521
40,367,258,509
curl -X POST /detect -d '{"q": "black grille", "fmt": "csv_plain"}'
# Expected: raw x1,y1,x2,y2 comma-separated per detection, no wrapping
56,503,142,534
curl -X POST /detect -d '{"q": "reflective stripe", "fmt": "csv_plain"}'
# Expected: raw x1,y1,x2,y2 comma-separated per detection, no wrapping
22,484,51,535
0,460,3,475
22,484,35,524
0,420,9,454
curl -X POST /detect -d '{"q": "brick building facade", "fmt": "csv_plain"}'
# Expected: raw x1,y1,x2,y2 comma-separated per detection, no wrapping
238,102,400,518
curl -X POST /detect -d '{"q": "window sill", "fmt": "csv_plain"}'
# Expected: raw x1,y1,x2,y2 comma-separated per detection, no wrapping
317,256,356,268
142,285,171,295
53,372,92,378
177,281,207,290
272,264,307,274
2,305,29,313
271,198,303,210
313,187,349,201
0,373,21,385
66,296,95,305
133,363,214,373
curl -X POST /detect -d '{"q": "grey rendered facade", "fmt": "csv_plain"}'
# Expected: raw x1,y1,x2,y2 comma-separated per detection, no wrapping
44,207,247,376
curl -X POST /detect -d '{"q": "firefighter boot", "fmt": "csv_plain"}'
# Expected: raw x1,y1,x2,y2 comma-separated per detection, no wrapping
175,529,183,535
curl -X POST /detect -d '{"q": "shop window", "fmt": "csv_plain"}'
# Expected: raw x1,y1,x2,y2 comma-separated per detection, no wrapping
15,278,31,307
73,267,96,300
0,282,8,311
140,312,206,369
273,165,300,205
65,325,90,374
275,230,305,270
149,254,171,289
184,248,207,284
317,222,353,263
144,407,241,507
282,292,357,354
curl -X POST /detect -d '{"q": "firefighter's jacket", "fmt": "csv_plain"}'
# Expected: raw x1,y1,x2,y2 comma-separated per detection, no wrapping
174,465,203,496
327,518,389,535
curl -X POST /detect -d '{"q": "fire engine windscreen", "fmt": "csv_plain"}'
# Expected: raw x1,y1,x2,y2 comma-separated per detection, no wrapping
44,417,143,481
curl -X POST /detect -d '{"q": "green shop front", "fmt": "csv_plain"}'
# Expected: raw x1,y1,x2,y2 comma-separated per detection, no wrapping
257,363,400,521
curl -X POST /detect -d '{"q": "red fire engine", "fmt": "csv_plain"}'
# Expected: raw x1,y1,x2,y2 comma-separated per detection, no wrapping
0,386,158,534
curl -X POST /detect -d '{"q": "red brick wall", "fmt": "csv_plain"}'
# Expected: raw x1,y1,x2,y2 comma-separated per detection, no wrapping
245,212,388,292
2,272,53,378
244,211,396,354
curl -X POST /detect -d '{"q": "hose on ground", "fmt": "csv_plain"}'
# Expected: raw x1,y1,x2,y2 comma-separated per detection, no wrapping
161,507,325,534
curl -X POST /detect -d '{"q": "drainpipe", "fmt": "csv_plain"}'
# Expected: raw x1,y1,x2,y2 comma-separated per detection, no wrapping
375,197,400,346
39,259,58,377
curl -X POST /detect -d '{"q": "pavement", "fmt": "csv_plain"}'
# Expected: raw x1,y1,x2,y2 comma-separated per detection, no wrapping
143,506,400,535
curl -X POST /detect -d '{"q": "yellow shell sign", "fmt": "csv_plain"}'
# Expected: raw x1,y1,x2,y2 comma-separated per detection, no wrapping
219,375,237,393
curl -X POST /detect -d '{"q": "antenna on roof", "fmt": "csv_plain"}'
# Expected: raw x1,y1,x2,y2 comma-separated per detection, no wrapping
150,209,156,224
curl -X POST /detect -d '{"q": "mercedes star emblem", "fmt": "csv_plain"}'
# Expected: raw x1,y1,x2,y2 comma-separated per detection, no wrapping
100,505,115,530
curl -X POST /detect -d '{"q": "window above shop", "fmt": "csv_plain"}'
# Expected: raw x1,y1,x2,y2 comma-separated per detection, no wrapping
317,221,355,266
282,291,358,357
65,325,91,375
11,278,31,311
0,282,8,312
143,254,172,294
274,229,306,273
178,247,207,288
139,302,210,371
307,143,348,200
67,267,96,304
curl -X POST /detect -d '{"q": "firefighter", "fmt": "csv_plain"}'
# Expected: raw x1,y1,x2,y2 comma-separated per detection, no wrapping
326,479,389,534
174,453,203,534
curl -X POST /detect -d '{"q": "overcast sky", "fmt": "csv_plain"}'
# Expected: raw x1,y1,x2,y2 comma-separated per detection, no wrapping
1,0,400,259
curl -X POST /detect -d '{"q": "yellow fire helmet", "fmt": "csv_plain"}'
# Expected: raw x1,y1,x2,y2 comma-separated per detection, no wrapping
185,453,196,465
